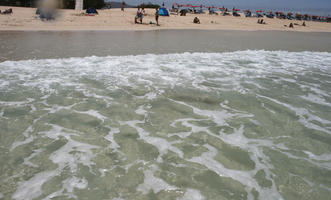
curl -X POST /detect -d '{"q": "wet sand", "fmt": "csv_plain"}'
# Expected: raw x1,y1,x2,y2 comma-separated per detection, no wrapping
1,30,331,61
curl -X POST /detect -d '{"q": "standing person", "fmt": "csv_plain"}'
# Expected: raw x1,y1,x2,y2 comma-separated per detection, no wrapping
155,8,159,26
162,2,165,7
121,1,126,11
140,7,145,24
135,8,141,24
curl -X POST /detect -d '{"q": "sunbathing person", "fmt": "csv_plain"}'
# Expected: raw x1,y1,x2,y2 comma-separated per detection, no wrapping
289,23,294,28
2,8,13,14
302,22,306,26
193,17,200,24
180,9,187,16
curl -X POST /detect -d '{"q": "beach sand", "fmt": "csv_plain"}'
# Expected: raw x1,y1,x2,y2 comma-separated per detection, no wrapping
1,6,331,32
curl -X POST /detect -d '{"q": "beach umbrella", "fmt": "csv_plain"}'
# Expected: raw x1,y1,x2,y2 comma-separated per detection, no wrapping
234,9,240,12
219,7,226,11
256,10,263,13
287,12,293,15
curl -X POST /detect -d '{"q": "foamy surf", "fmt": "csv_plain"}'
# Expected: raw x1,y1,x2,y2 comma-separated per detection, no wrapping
0,50,331,200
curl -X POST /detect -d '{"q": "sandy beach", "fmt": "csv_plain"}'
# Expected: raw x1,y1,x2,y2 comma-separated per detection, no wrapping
1,6,331,32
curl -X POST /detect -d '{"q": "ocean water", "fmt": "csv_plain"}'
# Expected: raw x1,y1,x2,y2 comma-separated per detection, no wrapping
0,50,331,200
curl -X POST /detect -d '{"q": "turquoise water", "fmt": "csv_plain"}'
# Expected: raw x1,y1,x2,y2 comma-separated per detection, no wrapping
0,50,331,200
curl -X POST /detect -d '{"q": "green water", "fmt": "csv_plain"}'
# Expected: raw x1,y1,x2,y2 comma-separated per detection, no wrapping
0,51,331,200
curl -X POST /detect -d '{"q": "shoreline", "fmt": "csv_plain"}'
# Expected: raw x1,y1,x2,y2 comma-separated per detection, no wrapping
1,28,331,34
1,27,331,33
1,7,331,33
1,30,331,62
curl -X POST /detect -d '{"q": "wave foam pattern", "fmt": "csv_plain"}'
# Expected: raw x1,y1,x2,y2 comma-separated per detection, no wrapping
0,51,331,200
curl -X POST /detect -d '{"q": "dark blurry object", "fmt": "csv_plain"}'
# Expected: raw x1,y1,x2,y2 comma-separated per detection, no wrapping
193,17,200,24
86,7,98,14
1,8,13,14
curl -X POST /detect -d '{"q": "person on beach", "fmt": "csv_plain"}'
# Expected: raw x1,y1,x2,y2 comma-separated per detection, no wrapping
193,17,200,24
1,8,13,14
135,8,141,24
302,21,306,26
289,23,294,28
121,1,126,11
140,7,145,23
155,8,159,26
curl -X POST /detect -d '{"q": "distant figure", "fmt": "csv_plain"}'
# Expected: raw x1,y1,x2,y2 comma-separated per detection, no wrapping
180,9,187,16
140,7,145,23
1,8,13,14
155,8,160,26
162,2,165,7
135,8,140,24
258,19,266,24
289,23,294,28
193,17,200,24
302,21,306,26
121,1,126,11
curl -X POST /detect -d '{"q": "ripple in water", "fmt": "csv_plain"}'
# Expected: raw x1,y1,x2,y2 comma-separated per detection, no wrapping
0,50,331,200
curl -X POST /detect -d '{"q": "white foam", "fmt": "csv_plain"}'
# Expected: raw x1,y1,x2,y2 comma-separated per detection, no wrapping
121,120,184,162
23,149,44,168
137,165,177,195
177,189,205,200
74,109,107,122
13,124,98,200
104,127,120,149
2,51,331,199
43,177,88,200
12,170,58,200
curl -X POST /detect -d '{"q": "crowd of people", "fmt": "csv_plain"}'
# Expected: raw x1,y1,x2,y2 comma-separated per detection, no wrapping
1,3,329,28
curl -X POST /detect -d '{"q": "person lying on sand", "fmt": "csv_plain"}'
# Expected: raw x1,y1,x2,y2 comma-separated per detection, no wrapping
257,19,266,24
1,8,13,15
193,17,200,24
